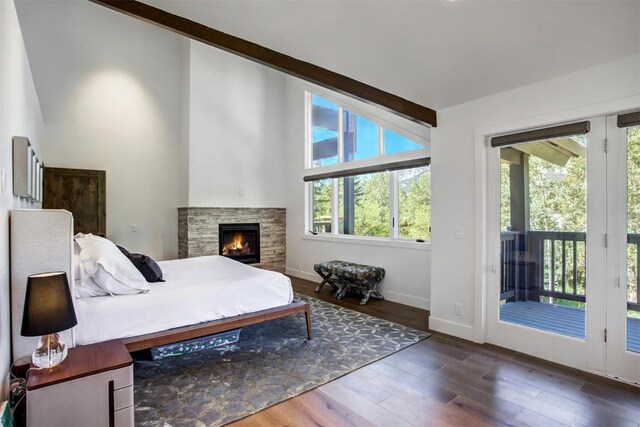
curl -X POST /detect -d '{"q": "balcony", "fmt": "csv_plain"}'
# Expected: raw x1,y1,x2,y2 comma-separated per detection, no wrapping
500,231,640,352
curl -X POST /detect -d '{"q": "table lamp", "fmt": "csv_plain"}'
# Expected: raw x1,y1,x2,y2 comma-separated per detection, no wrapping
21,272,78,368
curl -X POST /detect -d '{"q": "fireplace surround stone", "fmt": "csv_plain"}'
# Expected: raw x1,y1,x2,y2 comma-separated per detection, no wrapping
178,207,285,272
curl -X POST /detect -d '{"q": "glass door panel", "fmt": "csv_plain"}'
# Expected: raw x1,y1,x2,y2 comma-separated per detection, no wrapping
605,116,640,384
625,126,640,354
498,135,588,339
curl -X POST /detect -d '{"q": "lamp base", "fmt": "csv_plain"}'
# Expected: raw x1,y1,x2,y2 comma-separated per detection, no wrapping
32,333,68,369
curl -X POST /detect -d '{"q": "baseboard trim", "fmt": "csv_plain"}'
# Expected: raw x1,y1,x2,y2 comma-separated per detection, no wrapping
286,268,430,310
429,317,475,341
285,268,321,283
383,291,430,311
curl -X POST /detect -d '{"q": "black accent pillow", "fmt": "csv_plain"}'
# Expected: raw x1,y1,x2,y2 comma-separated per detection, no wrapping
116,245,130,256
116,245,164,282
126,253,165,283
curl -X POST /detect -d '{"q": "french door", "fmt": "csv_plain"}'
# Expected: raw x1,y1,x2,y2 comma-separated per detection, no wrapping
487,114,639,383
606,115,640,383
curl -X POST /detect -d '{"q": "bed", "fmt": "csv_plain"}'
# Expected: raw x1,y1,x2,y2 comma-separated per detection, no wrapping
10,209,310,361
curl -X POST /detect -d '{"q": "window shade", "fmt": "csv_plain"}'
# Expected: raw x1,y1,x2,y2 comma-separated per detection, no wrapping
617,111,640,128
303,157,430,182
491,121,590,148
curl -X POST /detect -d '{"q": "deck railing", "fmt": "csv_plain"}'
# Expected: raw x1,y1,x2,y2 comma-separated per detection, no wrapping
499,232,521,301
628,233,640,311
500,231,639,313
529,231,586,303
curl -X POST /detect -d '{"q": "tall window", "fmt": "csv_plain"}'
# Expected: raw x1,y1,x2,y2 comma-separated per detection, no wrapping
311,179,332,233
307,93,431,241
338,172,390,237
310,95,339,166
398,166,431,239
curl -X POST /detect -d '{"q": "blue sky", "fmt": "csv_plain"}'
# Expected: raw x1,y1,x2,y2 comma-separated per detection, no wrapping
312,95,422,166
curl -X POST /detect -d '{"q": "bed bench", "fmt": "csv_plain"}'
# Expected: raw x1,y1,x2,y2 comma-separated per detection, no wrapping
314,260,385,305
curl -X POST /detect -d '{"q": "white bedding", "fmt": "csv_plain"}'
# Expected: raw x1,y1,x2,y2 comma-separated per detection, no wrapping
73,255,294,345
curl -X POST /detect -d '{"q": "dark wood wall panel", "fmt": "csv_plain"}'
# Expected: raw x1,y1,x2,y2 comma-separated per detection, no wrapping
43,167,106,236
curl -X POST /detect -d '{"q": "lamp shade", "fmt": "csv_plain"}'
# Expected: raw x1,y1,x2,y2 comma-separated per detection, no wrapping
21,271,77,337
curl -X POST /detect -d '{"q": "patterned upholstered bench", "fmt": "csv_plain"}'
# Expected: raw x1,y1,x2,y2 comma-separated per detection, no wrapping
313,260,385,305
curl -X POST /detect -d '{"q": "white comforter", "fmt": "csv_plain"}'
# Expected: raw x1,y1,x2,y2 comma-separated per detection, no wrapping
73,255,293,345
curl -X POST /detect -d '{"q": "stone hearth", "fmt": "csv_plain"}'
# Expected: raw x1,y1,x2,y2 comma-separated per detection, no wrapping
178,207,285,272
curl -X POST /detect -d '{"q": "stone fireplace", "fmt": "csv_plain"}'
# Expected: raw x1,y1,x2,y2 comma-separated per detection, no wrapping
178,208,285,272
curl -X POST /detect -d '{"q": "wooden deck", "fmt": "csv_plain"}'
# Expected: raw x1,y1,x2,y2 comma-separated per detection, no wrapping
500,300,640,353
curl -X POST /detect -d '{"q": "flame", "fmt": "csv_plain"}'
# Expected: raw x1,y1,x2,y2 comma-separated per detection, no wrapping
229,233,243,250
223,232,250,255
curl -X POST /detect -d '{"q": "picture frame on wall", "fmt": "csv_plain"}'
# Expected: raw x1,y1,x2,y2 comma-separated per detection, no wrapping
12,136,43,201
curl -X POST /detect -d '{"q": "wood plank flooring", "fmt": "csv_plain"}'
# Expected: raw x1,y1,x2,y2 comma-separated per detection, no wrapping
230,277,640,427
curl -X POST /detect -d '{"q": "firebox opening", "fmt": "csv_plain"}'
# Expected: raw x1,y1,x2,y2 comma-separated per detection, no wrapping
218,223,260,264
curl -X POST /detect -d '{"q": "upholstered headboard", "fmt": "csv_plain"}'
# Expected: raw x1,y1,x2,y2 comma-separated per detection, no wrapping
10,209,75,362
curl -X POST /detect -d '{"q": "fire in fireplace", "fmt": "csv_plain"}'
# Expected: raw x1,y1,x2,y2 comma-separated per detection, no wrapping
219,223,260,264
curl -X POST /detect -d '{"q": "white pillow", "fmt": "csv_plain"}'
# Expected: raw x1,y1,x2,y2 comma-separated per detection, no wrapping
75,234,150,295
73,246,109,298
75,275,111,298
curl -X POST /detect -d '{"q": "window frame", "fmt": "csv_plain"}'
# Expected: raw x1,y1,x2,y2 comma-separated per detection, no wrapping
305,90,431,245
305,91,430,174
307,169,431,243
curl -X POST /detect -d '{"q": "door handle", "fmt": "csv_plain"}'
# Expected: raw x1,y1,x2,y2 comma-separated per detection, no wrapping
109,380,115,427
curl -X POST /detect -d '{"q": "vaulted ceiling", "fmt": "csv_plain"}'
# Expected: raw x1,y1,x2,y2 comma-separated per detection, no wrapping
138,0,640,110
15,0,640,121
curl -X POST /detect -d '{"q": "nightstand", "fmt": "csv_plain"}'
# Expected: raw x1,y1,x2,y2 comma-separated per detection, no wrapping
26,339,134,427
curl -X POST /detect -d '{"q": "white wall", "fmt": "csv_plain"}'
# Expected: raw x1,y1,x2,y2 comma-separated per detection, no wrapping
187,41,288,208
283,77,432,310
0,0,44,399
179,42,191,208
15,0,185,260
15,0,293,258
430,55,640,340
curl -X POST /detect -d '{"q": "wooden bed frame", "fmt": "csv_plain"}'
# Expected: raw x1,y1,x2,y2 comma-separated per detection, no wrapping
123,300,311,352
10,209,311,361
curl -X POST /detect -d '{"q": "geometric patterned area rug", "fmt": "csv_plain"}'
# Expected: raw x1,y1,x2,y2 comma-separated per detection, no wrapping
133,293,430,426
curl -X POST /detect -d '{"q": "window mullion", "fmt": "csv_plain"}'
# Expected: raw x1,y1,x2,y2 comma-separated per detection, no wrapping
337,107,344,163
378,124,384,157
331,178,339,235
305,91,312,168
306,182,312,233
390,171,399,239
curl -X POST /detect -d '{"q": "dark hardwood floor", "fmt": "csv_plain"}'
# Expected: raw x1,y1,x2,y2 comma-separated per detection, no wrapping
293,276,430,332
231,277,640,427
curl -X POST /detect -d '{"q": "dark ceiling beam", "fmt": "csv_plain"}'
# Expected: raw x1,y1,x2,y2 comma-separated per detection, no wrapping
88,0,437,127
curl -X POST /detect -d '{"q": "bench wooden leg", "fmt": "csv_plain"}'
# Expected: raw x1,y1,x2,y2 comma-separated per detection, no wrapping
360,290,384,305
336,286,348,300
315,272,338,293
360,290,373,305
315,278,328,292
